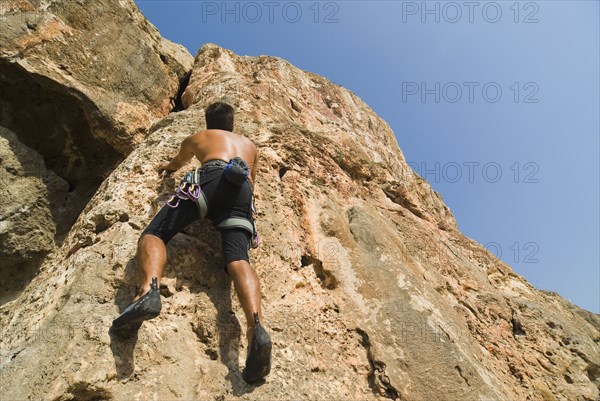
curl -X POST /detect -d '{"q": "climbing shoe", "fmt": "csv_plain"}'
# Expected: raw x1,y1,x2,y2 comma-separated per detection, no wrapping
110,277,161,338
242,313,272,383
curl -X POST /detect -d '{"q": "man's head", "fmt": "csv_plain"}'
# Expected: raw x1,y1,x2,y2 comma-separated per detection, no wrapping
205,101,234,131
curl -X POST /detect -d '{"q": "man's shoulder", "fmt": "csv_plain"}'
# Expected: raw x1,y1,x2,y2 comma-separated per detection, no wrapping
231,131,256,146
184,130,206,140
198,129,255,147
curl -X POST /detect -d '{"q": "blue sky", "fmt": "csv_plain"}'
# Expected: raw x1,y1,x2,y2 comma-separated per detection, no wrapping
135,0,599,313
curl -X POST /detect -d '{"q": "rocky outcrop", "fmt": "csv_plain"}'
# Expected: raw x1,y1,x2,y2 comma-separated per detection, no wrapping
0,42,597,401
0,126,68,304
0,0,192,151
0,0,193,301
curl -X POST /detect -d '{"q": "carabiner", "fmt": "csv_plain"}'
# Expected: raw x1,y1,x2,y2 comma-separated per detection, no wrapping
166,194,180,208
187,184,201,199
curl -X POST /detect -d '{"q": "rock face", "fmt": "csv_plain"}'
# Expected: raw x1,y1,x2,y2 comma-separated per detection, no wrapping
0,19,598,401
0,0,193,302
0,126,68,304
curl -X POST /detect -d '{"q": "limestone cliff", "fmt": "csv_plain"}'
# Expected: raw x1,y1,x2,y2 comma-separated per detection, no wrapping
0,0,193,302
0,4,598,401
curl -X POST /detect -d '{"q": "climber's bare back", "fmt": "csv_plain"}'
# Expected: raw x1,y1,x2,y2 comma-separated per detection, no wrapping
192,129,256,166
160,129,259,185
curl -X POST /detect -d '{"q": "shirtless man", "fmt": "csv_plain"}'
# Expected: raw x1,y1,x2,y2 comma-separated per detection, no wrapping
110,102,271,383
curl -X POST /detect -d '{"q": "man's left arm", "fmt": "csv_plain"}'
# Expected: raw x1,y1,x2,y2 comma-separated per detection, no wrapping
159,136,195,173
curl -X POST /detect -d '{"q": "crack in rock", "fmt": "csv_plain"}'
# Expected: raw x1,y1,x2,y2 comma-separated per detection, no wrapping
171,70,192,112
356,327,401,400
455,364,471,386
511,310,527,338
301,253,338,290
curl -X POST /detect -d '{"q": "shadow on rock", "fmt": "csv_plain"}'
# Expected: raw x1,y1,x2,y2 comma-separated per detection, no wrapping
109,329,139,380
203,274,260,396
108,256,141,380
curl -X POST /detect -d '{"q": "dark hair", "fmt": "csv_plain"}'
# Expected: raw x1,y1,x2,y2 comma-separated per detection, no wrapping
205,102,234,131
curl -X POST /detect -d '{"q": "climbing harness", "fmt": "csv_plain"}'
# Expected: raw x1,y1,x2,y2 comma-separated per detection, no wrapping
165,159,259,248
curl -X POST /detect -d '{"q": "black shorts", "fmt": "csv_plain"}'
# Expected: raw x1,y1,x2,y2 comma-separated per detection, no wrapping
142,162,254,271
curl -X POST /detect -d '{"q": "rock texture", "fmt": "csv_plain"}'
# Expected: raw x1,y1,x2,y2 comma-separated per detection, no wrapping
0,126,68,304
0,17,598,401
0,0,193,301
0,0,192,152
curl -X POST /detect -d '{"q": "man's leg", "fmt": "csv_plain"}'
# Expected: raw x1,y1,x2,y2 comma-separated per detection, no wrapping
132,234,167,302
110,233,166,336
227,259,263,343
220,228,271,382
132,199,199,301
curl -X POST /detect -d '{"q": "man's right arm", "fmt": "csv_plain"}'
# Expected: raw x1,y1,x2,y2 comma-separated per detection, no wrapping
159,136,195,173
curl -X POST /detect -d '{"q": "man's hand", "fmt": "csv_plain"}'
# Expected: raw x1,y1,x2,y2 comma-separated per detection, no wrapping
158,162,177,176
158,162,173,172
